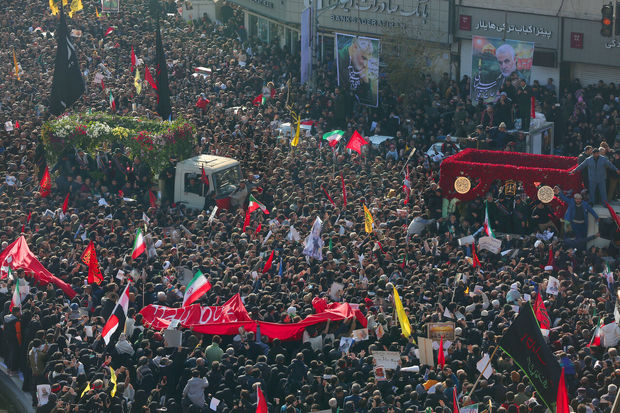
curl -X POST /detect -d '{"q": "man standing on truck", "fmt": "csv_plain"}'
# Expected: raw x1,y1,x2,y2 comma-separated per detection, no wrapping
570,147,619,204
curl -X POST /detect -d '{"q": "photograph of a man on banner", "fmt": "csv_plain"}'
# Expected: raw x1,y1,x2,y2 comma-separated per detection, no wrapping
471,36,534,103
336,33,380,107
102,0,120,13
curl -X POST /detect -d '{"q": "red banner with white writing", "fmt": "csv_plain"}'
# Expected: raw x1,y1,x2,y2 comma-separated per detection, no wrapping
139,294,367,341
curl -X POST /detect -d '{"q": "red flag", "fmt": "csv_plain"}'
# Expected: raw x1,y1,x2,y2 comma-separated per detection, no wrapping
39,166,51,198
26,211,32,223
101,79,105,91
255,223,262,235
252,94,263,106
130,45,136,72
262,250,275,274
345,130,369,154
14,120,19,129
104,26,115,36
546,246,555,270
341,173,347,207
437,336,445,369
472,243,480,268
321,185,336,207
149,191,157,209
453,387,460,413
531,96,536,119
243,210,251,232
256,385,268,413
82,242,103,285
556,368,569,413
606,202,620,230
144,64,158,90
118,190,124,198
62,192,70,213
533,292,551,332
270,88,276,99
201,166,209,185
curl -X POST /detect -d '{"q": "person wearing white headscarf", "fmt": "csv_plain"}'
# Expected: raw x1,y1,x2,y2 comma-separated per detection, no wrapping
115,333,135,356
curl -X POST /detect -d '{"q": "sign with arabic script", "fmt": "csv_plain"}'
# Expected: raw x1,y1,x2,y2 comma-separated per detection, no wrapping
471,36,535,103
456,7,559,49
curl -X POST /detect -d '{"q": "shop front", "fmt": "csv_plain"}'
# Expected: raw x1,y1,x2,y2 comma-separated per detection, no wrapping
563,18,620,87
455,7,560,94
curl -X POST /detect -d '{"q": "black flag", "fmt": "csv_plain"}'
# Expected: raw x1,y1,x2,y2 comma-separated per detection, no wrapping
49,4,85,116
155,25,172,120
499,304,561,409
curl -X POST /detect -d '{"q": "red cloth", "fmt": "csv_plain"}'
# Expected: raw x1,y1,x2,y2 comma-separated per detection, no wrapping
439,149,582,203
556,368,569,413
144,64,158,90
345,130,369,154
262,250,275,274
0,236,76,298
606,202,620,230
39,166,51,198
130,45,136,72
438,336,445,369
312,297,327,313
140,295,367,341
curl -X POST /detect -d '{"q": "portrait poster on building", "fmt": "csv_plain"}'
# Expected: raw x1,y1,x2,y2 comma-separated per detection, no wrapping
470,36,534,103
336,33,380,107
101,0,120,13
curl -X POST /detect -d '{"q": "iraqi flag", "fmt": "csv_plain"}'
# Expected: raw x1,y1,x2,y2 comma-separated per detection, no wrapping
182,270,212,307
131,229,146,259
248,195,269,214
102,283,131,345
322,130,344,147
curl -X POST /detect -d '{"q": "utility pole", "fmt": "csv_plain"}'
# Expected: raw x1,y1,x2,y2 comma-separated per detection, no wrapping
311,0,318,91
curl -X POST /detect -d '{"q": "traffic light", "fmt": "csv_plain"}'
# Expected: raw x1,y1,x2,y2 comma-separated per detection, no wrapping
601,3,613,37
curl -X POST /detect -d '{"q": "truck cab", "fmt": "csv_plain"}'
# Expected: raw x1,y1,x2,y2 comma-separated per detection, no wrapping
173,155,241,210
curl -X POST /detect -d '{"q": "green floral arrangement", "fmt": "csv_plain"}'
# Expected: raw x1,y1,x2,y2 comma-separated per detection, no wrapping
41,112,196,174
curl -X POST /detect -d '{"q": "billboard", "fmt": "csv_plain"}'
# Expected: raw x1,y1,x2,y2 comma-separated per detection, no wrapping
101,0,120,13
471,36,534,103
336,33,380,107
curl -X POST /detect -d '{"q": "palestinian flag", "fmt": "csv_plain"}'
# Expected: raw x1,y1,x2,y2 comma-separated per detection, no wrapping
131,229,145,259
484,201,495,238
182,270,212,307
9,278,22,312
102,283,130,345
248,195,269,214
322,130,344,147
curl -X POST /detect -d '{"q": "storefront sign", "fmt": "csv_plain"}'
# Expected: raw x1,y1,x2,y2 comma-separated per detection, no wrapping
459,15,472,31
473,20,552,39
570,32,583,49
312,0,430,17
248,0,273,8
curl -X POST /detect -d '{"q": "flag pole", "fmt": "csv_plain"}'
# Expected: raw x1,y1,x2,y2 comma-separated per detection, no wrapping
400,147,417,174
468,345,500,397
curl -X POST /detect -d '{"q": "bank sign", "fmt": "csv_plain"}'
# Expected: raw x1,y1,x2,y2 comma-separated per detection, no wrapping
229,0,450,43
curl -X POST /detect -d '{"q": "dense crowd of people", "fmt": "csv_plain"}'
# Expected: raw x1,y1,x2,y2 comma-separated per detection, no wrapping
0,0,619,413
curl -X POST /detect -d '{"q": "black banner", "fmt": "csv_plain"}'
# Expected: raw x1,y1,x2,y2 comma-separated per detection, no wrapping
499,304,561,409
49,4,85,116
155,26,172,120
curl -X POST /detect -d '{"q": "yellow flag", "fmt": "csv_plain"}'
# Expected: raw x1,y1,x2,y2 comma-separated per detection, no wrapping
49,0,59,15
363,204,374,233
62,0,68,5
464,286,469,294
393,287,413,340
13,50,19,81
110,366,117,397
291,117,300,147
80,382,90,398
134,66,142,94
95,7,100,18
68,0,83,18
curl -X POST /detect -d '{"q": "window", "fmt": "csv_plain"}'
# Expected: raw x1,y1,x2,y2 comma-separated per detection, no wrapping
184,173,204,196
214,166,240,196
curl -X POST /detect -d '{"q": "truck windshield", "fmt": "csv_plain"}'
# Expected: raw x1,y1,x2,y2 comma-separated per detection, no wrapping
214,166,240,195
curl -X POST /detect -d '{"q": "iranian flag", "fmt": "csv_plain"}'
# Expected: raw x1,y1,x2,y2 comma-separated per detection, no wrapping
131,229,146,259
109,91,116,111
587,317,602,347
9,277,22,312
182,270,212,307
483,201,495,238
102,283,131,345
322,130,344,147
248,195,269,214
252,94,265,106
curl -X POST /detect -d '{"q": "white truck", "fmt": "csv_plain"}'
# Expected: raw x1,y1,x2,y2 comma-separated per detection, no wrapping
171,154,242,210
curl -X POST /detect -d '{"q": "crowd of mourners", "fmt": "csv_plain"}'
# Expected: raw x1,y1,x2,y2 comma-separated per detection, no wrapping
0,0,619,412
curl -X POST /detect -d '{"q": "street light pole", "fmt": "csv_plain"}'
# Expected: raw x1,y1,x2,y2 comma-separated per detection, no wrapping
310,0,318,91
